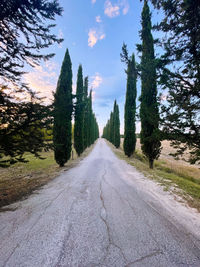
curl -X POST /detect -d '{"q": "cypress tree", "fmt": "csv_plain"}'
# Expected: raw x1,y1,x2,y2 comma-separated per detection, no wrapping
139,0,161,168
83,77,89,150
88,90,93,146
74,65,84,156
114,101,120,148
102,100,120,147
53,49,72,167
109,112,114,144
123,52,137,157
91,113,95,144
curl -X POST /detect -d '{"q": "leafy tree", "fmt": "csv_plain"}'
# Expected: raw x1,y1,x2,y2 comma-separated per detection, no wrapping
0,100,53,167
149,0,200,164
0,0,63,166
0,0,63,87
74,65,84,156
121,46,137,157
139,0,161,168
53,49,72,167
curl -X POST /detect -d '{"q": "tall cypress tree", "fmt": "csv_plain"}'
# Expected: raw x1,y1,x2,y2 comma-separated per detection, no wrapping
88,90,93,146
114,101,120,148
139,0,161,168
74,65,84,156
123,51,137,157
53,49,72,167
103,100,120,147
83,77,89,150
109,111,114,144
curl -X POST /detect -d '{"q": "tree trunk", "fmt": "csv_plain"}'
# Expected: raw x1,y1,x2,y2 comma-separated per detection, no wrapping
149,159,154,169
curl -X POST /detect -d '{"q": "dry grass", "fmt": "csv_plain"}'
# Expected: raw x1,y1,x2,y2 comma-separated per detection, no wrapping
0,145,94,210
135,139,200,182
110,139,200,211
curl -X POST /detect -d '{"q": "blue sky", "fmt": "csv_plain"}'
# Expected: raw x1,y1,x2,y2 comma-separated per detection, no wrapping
25,0,162,134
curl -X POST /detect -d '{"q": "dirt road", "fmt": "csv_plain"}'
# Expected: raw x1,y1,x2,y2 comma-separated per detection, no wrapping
0,139,200,266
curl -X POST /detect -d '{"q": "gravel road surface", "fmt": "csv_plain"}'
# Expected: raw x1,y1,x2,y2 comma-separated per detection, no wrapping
0,139,200,267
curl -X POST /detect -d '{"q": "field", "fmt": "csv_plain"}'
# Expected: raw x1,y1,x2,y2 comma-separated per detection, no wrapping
0,145,94,210
111,139,200,211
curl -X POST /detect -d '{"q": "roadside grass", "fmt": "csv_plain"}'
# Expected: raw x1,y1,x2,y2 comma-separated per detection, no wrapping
0,145,94,210
108,141,200,211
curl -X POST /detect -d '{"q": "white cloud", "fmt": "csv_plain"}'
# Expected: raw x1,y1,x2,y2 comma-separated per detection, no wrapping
104,0,120,18
104,0,129,18
88,29,106,48
24,61,58,104
96,15,102,23
122,0,129,14
100,34,106,40
91,73,103,89
91,0,96,4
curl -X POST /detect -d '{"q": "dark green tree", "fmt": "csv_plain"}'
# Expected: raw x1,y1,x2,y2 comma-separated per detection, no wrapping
102,100,120,148
139,0,161,168
74,65,84,156
83,77,89,149
103,120,110,141
88,90,93,146
109,112,114,144
53,49,72,167
0,100,53,167
149,0,200,164
121,46,137,157
113,100,120,148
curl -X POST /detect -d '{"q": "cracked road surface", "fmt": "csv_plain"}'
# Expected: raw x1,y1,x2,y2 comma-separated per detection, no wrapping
1,139,200,267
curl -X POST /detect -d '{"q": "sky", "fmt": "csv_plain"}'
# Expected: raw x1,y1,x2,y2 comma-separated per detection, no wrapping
24,0,162,134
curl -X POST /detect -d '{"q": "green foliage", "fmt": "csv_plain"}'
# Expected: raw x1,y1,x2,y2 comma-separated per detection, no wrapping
150,0,200,164
114,101,120,148
74,65,84,156
0,0,63,167
122,51,137,157
139,0,161,168
0,0,63,87
88,90,93,147
73,68,99,155
83,77,89,149
0,100,53,167
103,100,120,148
53,49,72,167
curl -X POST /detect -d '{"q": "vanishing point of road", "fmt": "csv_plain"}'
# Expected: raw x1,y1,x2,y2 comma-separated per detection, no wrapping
0,139,200,267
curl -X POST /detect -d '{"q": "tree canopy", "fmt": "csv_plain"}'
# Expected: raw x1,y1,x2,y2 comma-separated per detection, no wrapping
150,0,200,164
0,0,63,87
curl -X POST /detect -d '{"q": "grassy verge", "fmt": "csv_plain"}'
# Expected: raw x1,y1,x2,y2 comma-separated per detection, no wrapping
0,145,94,210
108,142,200,211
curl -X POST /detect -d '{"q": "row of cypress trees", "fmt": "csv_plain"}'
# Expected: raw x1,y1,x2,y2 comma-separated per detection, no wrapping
102,100,120,148
53,49,99,167
74,66,99,156
122,0,160,169
103,0,160,169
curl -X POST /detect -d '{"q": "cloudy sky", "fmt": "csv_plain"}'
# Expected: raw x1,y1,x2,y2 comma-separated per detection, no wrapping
25,0,162,134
